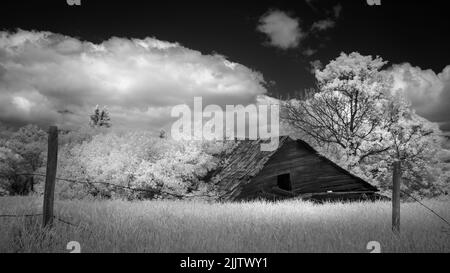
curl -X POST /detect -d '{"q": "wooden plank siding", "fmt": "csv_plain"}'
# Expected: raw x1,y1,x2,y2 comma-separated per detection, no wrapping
214,137,378,201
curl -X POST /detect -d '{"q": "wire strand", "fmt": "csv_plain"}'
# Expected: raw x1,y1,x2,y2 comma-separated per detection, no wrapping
0,213,42,218
0,172,199,199
1,172,449,228
53,216,81,228
400,190,450,227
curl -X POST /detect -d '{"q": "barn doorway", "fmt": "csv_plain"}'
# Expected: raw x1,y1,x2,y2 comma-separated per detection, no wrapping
277,173,292,191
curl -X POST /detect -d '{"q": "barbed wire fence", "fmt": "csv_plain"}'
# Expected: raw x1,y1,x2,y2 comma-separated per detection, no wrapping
399,190,450,227
0,126,449,234
0,125,189,231
0,170,218,229
1,171,449,231
0,172,188,199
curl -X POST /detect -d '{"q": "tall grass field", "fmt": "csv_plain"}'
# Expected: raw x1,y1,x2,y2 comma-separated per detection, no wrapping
0,197,449,253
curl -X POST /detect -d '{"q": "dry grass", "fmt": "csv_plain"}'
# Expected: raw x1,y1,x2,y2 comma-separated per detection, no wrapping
0,196,449,253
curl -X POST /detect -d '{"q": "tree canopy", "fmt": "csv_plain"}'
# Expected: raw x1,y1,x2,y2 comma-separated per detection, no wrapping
283,52,447,196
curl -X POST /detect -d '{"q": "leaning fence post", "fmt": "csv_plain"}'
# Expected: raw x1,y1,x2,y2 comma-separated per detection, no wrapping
43,126,58,228
392,160,401,234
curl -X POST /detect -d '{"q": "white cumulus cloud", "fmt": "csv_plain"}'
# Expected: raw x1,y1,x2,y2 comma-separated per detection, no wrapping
390,63,450,131
0,30,267,131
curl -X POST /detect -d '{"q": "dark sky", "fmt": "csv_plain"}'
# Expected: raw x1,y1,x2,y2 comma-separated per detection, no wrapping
1,0,449,97
0,0,449,132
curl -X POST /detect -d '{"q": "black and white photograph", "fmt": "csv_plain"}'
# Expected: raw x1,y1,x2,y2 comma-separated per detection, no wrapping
0,0,449,260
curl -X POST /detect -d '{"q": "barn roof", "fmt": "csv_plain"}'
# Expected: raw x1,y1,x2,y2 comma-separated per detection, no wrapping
213,136,291,197
213,136,377,199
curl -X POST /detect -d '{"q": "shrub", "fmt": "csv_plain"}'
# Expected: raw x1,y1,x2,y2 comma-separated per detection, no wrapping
55,131,228,200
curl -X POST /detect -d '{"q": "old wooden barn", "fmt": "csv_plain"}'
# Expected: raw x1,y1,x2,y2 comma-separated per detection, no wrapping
212,136,382,202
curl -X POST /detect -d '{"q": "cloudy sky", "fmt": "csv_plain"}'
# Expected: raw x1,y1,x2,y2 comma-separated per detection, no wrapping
0,0,449,132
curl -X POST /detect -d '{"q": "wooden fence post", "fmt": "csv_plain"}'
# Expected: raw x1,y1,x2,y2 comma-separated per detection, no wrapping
392,160,401,234
43,126,58,228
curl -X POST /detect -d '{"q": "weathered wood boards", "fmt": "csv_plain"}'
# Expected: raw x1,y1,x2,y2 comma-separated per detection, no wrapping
213,136,381,202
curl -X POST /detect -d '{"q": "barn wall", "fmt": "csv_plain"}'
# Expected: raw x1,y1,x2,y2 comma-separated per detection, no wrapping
235,140,375,200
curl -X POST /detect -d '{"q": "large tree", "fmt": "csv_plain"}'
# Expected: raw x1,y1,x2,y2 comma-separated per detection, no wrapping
283,52,446,196
283,52,393,161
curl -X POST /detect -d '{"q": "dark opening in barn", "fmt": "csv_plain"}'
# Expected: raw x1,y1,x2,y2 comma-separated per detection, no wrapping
277,173,292,191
